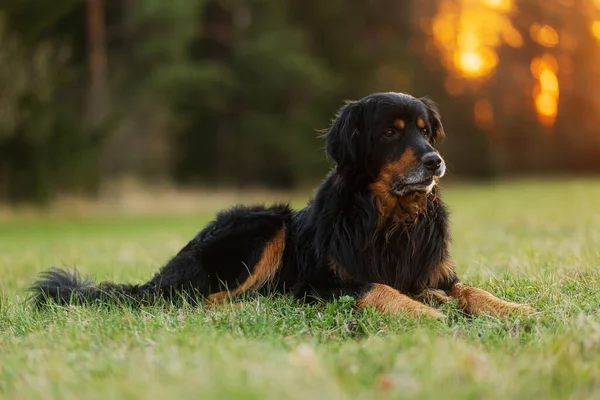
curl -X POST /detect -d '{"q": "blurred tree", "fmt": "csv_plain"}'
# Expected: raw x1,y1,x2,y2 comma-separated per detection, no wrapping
0,11,101,204
104,0,337,188
169,0,336,188
1,0,599,204
86,0,108,127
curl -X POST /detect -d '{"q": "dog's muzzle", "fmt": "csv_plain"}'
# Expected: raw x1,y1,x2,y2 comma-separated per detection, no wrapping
390,152,445,196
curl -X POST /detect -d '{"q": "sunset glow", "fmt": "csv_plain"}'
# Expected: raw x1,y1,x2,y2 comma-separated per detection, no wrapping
430,0,518,79
539,70,558,94
530,24,560,48
456,51,484,76
593,21,600,40
530,54,559,78
482,0,512,12
429,0,569,127
531,54,559,126
535,93,558,117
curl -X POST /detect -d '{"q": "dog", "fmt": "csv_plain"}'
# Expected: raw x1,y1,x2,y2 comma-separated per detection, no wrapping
30,92,535,319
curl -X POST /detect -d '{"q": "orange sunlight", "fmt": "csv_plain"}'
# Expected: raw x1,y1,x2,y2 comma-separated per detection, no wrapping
430,0,520,80
592,21,600,40
531,54,559,126
428,0,571,128
530,24,560,48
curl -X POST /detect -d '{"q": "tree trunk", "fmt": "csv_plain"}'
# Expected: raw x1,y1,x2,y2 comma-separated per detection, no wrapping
86,0,108,127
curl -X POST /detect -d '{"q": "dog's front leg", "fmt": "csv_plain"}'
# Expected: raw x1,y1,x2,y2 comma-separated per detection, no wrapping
448,283,535,317
357,283,444,320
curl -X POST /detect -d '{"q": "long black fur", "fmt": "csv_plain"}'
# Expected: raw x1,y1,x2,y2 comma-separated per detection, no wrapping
29,92,459,308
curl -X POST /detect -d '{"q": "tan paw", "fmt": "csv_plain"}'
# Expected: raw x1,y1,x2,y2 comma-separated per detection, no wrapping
490,301,537,318
414,306,446,321
511,303,536,315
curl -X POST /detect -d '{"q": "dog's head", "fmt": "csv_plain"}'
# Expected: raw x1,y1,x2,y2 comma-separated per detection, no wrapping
326,92,446,197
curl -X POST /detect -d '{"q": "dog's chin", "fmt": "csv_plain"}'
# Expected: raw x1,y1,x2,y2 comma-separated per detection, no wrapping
391,178,437,197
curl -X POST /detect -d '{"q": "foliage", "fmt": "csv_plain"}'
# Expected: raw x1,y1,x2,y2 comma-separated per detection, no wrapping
1,0,599,202
0,14,100,203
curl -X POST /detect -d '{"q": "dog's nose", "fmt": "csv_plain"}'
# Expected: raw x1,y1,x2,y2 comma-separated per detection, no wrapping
422,152,443,173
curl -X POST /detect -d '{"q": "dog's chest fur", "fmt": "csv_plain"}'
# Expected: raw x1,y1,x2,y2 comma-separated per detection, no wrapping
370,195,448,293
367,212,445,293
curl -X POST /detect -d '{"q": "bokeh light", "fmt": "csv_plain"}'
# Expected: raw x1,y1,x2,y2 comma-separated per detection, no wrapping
531,54,559,126
428,0,579,128
592,21,600,40
430,0,518,80
530,24,560,48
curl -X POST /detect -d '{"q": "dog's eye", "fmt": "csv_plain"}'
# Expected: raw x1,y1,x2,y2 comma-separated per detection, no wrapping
421,128,428,137
383,129,397,138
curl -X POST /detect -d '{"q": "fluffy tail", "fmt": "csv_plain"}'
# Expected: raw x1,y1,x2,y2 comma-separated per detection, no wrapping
28,267,155,308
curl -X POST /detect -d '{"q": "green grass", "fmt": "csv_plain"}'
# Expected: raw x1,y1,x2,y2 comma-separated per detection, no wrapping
1,179,600,400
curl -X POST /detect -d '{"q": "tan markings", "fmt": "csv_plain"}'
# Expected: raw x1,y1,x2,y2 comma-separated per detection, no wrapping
449,283,535,317
369,149,430,227
427,257,456,288
394,119,406,129
369,149,416,218
358,283,444,319
207,228,286,303
416,116,426,129
328,259,353,281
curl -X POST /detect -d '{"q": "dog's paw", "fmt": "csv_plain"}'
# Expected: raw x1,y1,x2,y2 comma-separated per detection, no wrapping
513,303,537,315
415,306,446,321
495,301,538,318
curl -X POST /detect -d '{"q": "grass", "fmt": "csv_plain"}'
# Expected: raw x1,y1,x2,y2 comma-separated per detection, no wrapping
1,179,600,399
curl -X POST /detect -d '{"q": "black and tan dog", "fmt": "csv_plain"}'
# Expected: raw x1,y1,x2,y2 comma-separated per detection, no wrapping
30,92,534,319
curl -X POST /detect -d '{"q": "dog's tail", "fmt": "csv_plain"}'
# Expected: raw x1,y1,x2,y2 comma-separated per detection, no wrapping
28,267,156,308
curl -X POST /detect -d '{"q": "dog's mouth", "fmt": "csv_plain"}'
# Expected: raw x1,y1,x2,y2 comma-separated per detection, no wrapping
390,176,437,196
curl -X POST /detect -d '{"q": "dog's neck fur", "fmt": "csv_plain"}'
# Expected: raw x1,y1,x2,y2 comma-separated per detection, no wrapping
332,167,436,227
327,169,437,229
372,189,432,228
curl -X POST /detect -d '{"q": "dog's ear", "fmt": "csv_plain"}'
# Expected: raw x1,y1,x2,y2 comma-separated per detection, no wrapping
325,101,363,170
420,97,445,143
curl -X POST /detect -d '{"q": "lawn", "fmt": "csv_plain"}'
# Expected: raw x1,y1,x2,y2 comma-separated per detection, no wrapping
1,179,600,400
